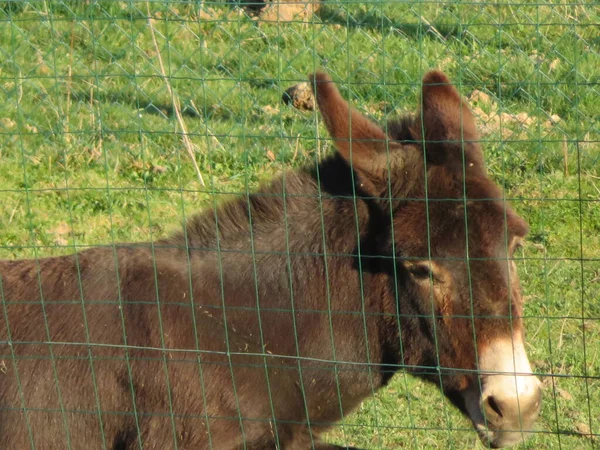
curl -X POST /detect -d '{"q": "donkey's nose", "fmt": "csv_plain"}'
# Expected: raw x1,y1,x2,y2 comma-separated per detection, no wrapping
475,335,543,447
481,377,542,448
483,384,542,428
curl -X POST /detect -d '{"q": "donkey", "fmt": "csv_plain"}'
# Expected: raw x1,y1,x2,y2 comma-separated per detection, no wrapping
0,70,541,449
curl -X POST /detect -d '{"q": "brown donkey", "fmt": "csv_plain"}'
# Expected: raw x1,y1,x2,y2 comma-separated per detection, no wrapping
0,71,541,449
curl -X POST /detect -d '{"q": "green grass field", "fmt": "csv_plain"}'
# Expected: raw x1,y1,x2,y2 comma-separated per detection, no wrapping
0,1,598,448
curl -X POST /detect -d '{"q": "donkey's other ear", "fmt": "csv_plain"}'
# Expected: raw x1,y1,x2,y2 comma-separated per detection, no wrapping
309,71,395,177
420,70,483,167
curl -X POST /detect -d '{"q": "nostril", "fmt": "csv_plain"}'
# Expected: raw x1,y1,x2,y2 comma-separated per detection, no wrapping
486,395,504,418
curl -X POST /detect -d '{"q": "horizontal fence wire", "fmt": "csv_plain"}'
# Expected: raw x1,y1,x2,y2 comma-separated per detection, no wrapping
0,1,598,449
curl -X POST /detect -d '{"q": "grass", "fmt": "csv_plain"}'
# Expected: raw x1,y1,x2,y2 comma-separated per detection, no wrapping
0,0,598,448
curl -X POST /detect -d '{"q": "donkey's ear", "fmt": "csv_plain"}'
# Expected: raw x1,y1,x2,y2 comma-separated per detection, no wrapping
309,71,395,177
420,70,482,166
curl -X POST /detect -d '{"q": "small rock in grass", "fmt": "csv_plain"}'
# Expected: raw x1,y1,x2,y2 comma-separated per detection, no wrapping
282,82,315,112
263,105,279,116
575,422,591,437
469,89,492,106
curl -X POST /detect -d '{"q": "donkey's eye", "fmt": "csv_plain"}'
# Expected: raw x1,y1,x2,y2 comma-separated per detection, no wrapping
409,264,434,280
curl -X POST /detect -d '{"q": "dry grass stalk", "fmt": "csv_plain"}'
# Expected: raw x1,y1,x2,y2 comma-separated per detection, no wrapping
146,3,205,186
562,138,568,177
65,20,76,143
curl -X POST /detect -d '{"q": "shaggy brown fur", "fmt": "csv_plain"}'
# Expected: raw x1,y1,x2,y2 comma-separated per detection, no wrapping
0,70,531,449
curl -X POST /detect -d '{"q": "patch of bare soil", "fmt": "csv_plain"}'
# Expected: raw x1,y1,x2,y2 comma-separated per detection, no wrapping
232,0,320,22
52,222,72,246
199,2,320,22
260,0,321,22
468,89,561,138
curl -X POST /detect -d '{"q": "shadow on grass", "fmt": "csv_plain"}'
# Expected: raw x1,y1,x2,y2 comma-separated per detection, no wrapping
70,88,290,124
317,5,467,42
71,89,204,119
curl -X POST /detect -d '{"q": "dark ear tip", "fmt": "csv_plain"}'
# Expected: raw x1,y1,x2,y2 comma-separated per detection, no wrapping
422,70,452,86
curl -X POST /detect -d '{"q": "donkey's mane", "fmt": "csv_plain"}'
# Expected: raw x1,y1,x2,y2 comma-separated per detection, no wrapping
167,153,362,251
387,114,420,144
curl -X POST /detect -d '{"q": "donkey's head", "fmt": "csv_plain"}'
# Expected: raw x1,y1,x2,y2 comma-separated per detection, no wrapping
310,71,542,448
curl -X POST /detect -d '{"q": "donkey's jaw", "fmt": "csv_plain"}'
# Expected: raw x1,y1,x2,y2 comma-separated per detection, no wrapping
462,385,540,448
473,422,536,449
460,335,542,447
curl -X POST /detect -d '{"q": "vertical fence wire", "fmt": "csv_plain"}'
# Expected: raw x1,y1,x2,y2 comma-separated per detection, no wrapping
0,1,598,449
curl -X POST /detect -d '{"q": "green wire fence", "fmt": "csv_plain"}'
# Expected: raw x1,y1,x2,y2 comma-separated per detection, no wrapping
0,1,598,448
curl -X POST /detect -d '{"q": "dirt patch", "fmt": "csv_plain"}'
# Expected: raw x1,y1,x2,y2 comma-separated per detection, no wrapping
0,117,16,129
52,222,72,246
261,1,321,21
233,0,320,21
468,89,561,138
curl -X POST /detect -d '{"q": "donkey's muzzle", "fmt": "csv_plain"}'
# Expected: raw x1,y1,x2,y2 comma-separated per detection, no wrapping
480,377,542,447
470,335,543,447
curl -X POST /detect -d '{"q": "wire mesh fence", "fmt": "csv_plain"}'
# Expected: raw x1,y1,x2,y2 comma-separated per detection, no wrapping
0,0,598,449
